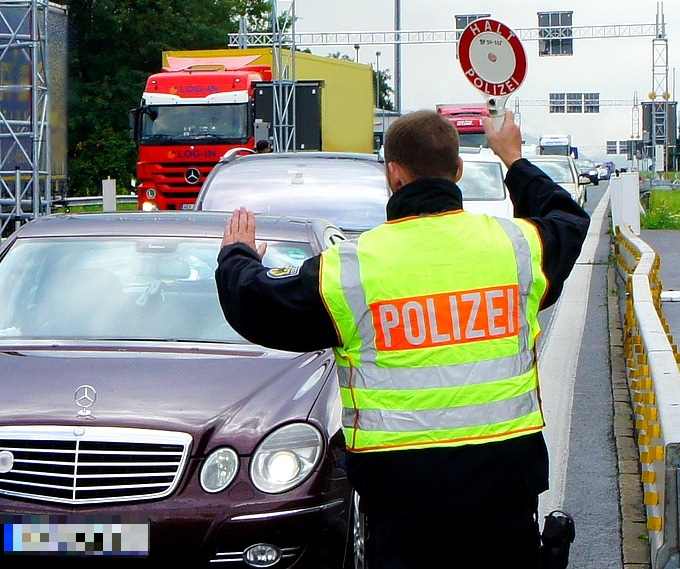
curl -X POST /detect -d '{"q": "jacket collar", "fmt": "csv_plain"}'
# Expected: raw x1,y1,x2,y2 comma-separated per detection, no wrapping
385,177,464,221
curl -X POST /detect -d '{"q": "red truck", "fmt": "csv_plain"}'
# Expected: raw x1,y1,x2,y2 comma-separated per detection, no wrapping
436,103,489,148
130,48,374,211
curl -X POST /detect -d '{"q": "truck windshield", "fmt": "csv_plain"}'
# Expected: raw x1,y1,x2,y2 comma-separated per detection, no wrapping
540,146,569,156
141,104,249,142
459,133,488,148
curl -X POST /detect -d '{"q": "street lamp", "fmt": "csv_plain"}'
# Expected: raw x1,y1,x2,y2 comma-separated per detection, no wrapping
375,51,381,109
354,44,360,62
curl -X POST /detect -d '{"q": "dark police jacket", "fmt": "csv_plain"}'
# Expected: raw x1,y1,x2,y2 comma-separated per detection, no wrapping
215,158,591,517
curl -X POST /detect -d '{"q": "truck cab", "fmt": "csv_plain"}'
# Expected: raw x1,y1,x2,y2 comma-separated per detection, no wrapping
130,62,271,211
436,103,489,148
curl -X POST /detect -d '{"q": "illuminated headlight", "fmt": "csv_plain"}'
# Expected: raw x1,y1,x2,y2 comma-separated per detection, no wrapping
141,201,159,212
200,447,239,493
250,423,323,493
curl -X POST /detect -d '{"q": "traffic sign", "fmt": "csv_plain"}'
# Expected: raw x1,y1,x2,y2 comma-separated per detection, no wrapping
458,18,527,127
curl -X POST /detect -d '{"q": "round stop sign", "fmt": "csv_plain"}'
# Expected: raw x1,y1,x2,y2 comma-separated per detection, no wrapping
458,18,527,97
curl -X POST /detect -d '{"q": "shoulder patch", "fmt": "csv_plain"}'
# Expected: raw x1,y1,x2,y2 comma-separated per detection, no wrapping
266,266,300,279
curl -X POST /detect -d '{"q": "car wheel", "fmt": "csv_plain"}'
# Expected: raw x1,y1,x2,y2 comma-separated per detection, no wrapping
344,491,367,569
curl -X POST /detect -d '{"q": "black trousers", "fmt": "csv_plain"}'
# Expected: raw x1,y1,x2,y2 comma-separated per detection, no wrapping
364,496,541,569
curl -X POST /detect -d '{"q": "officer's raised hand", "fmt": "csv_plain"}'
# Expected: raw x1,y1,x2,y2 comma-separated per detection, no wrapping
221,207,267,258
483,109,523,169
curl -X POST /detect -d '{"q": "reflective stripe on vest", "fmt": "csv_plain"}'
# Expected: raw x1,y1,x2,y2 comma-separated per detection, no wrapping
320,212,547,452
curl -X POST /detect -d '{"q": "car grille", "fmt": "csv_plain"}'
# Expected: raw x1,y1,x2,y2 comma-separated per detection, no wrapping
0,426,192,505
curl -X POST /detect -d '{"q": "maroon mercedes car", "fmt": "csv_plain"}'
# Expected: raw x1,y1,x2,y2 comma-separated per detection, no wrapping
0,211,363,567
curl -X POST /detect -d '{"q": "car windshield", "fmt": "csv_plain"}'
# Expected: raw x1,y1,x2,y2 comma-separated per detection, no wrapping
199,157,389,233
575,159,595,169
458,160,506,200
533,161,575,184
0,236,312,344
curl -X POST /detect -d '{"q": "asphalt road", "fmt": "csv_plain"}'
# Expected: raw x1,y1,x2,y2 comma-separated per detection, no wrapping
536,181,624,568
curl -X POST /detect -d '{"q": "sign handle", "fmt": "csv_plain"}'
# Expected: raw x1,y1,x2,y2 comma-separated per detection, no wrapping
485,95,510,131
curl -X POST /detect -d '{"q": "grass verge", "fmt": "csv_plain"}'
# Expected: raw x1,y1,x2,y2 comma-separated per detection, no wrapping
641,189,680,229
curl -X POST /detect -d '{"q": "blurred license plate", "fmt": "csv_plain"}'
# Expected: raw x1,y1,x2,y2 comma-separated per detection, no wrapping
1,514,149,556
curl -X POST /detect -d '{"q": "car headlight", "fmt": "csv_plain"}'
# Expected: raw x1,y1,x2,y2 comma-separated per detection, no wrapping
200,447,239,493
250,423,323,494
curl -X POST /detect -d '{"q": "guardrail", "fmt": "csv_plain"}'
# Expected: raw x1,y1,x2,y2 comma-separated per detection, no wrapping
52,195,138,208
615,224,680,569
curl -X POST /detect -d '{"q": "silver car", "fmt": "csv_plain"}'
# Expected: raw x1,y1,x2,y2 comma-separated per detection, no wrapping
194,152,389,238
529,155,589,207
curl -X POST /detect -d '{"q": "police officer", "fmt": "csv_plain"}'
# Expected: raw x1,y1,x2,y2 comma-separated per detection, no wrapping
215,109,590,569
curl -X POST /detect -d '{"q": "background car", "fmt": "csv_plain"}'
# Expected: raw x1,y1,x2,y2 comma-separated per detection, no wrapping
194,152,389,238
574,158,600,186
0,211,362,567
195,150,514,228
597,160,617,181
529,155,589,207
458,147,514,218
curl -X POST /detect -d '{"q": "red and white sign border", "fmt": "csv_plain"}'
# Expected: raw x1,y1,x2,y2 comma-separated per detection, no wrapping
458,18,527,97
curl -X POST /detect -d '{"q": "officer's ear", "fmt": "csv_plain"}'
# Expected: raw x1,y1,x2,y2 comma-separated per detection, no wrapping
454,156,464,183
386,161,413,192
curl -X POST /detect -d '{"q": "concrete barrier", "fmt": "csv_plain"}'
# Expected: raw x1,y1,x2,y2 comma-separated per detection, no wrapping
615,224,680,569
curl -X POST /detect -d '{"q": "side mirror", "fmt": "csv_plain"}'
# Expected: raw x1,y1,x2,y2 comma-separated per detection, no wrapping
129,109,139,140
578,175,591,185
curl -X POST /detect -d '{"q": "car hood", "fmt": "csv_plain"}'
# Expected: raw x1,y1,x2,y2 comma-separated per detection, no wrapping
0,342,337,454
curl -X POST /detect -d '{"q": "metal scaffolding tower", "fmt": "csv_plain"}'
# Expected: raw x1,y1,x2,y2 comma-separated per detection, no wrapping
0,0,67,237
270,1,296,152
237,1,298,152
632,92,641,140
649,2,671,174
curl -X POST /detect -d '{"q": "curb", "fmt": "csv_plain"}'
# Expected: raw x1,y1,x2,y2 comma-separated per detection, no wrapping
608,258,651,568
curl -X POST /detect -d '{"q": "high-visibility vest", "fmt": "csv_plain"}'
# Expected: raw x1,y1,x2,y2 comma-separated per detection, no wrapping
320,210,548,453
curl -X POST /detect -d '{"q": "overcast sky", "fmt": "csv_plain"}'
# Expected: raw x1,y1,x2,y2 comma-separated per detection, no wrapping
284,0,680,160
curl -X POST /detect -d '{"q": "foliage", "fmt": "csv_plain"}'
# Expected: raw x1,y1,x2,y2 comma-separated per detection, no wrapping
640,189,680,229
375,69,395,111
54,0,272,196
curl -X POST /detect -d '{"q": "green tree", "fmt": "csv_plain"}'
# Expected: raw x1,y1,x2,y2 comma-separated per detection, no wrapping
376,69,395,111
55,0,272,196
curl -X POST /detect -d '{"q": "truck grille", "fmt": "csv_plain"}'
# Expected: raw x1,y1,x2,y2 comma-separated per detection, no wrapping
152,162,213,194
0,426,192,505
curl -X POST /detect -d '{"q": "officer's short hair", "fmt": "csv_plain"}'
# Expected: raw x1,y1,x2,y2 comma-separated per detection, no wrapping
383,110,460,180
